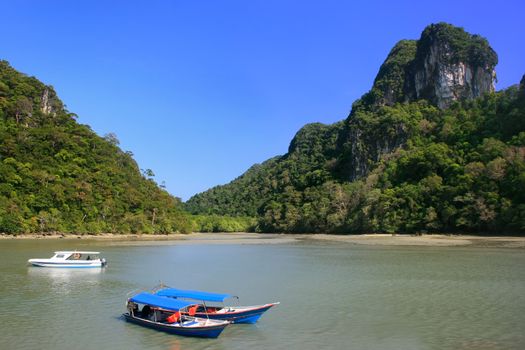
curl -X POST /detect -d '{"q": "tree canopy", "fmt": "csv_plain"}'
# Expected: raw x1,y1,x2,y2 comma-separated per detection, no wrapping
188,85,525,234
0,60,195,234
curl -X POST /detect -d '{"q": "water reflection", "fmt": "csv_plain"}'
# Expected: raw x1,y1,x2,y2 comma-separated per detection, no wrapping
27,267,104,295
27,266,103,278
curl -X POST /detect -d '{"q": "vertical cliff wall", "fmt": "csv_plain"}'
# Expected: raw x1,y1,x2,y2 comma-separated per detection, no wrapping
407,23,497,109
339,23,498,181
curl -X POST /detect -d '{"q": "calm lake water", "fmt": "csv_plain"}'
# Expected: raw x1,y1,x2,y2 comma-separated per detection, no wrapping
1,238,524,350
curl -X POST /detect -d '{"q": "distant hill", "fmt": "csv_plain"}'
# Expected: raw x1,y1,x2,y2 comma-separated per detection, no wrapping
0,60,191,234
186,23,525,234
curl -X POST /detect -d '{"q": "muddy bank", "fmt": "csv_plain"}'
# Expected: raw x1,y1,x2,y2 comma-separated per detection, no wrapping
2,232,524,248
298,234,525,248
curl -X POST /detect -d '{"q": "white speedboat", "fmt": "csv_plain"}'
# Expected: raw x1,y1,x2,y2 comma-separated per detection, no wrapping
28,251,107,268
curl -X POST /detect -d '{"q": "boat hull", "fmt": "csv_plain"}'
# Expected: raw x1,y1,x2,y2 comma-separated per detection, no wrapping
123,314,228,338
195,303,278,324
28,260,105,268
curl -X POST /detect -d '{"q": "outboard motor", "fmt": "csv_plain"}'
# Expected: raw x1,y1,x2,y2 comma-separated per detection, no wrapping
101,258,107,267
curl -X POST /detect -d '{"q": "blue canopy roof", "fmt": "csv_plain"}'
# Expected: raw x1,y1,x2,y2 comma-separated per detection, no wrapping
129,292,197,311
156,288,234,303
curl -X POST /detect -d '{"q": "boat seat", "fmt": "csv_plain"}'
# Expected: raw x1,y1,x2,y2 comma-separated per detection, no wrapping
141,305,151,318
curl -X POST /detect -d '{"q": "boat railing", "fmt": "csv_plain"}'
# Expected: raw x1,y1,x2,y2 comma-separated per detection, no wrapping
151,281,170,293
125,287,151,300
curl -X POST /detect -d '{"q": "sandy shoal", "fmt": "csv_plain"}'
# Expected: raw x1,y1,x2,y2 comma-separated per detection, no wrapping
1,232,524,248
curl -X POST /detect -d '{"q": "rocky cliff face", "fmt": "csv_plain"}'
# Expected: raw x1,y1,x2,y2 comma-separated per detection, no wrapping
41,88,53,114
363,23,497,111
406,23,497,109
340,120,408,181
411,51,495,109
339,23,498,181
39,86,63,116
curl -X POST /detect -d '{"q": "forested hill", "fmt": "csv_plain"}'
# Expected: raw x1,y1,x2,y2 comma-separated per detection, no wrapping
186,23,525,234
0,60,192,234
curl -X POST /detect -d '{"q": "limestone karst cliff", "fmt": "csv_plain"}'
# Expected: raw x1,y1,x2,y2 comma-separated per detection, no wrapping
407,23,497,109
338,23,498,181
362,23,497,110
40,87,62,115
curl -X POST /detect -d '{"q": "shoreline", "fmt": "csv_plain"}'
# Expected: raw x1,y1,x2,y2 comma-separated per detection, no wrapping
1,232,525,248
299,233,525,249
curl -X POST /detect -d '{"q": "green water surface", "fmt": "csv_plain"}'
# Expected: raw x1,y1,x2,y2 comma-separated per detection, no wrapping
0,239,524,350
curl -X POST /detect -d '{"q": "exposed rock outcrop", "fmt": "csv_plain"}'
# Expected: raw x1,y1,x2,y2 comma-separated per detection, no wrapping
361,23,497,111
341,120,407,181
40,87,61,115
41,88,52,114
339,23,498,181
406,23,497,109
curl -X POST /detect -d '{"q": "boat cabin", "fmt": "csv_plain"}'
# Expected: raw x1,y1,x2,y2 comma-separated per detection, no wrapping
53,251,101,261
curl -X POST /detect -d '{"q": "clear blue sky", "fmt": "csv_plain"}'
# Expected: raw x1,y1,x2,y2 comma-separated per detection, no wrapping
1,0,524,200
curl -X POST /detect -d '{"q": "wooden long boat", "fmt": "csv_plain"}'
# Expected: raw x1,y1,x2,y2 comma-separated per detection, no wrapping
124,292,230,338
155,287,279,324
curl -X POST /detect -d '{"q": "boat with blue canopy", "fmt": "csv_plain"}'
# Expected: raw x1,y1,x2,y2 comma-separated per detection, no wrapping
155,287,279,324
124,292,230,338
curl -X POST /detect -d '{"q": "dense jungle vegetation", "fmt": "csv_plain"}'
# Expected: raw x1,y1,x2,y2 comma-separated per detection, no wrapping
187,87,525,233
187,24,525,234
2,23,524,235
0,60,251,234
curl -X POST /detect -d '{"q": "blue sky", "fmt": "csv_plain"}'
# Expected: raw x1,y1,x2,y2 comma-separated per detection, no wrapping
1,0,524,200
